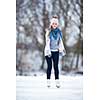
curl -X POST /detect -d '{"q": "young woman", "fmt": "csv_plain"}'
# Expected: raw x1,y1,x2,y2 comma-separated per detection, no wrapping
44,16,66,88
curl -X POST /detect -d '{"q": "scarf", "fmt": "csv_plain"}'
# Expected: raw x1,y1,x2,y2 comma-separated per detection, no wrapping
50,28,62,40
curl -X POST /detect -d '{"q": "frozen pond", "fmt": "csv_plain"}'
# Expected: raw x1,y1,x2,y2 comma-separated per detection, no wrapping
16,74,83,100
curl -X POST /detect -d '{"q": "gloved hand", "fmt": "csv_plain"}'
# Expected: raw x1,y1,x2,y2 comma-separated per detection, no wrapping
59,49,66,56
48,54,51,57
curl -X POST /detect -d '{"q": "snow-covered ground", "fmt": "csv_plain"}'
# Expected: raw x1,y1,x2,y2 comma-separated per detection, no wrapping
16,74,83,100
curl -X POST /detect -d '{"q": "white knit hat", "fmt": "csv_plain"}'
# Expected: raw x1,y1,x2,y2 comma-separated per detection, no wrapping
50,17,59,27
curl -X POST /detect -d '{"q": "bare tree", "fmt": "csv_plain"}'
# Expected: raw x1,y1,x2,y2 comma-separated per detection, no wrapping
40,0,49,70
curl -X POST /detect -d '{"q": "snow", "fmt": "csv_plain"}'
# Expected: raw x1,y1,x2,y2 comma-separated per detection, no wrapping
16,74,83,100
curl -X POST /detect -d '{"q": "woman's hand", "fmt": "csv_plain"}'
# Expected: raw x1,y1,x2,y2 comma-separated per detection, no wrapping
48,54,51,57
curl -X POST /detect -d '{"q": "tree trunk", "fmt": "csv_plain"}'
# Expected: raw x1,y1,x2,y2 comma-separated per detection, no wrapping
70,53,75,70
40,0,49,70
75,53,80,69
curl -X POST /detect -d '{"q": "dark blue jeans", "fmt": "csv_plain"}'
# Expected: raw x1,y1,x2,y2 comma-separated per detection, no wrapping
45,51,59,80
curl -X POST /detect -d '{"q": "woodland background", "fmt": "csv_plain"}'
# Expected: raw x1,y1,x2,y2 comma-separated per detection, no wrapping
16,0,83,75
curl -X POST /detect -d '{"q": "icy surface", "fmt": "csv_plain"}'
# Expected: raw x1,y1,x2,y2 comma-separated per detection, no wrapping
16,74,83,100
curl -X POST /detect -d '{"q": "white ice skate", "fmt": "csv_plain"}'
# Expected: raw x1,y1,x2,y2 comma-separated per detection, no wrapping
47,79,51,88
55,79,60,88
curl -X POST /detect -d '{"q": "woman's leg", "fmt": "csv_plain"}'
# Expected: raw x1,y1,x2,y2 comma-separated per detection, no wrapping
45,56,52,79
52,51,59,80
